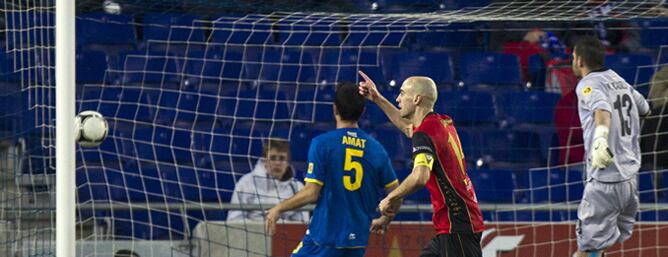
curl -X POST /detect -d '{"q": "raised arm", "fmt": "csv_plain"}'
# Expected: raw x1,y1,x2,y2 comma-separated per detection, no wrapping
358,70,413,137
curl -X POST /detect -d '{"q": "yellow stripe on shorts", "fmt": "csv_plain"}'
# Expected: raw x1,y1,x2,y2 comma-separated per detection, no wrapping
292,241,303,254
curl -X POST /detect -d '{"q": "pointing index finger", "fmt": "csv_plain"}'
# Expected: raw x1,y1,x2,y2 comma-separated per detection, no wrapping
358,70,371,84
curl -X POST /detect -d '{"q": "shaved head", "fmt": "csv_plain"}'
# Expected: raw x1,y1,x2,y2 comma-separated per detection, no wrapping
404,76,438,106
396,76,438,120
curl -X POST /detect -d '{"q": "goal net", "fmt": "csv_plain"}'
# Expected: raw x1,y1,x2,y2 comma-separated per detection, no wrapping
1,0,668,256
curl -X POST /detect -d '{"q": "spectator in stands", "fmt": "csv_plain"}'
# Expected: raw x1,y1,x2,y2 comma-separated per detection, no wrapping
564,0,641,52
641,66,668,172
227,138,309,222
114,249,140,257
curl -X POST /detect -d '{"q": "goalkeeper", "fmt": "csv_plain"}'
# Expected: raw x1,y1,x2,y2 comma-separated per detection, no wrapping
571,36,650,257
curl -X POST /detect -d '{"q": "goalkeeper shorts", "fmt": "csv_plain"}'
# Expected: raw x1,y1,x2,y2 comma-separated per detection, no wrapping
419,232,482,257
291,234,365,257
576,178,639,251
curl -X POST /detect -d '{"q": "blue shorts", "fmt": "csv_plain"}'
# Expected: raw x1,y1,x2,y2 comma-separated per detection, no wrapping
291,234,366,257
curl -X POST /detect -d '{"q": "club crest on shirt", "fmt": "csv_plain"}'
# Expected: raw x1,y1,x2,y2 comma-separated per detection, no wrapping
582,86,593,96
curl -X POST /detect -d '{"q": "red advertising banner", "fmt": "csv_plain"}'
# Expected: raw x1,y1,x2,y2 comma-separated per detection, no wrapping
272,222,668,257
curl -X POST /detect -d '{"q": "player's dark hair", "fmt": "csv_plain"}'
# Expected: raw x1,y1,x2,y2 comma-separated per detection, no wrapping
574,36,605,70
334,82,365,122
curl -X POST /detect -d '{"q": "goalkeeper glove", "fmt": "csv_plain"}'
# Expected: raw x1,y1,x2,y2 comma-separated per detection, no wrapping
591,126,614,169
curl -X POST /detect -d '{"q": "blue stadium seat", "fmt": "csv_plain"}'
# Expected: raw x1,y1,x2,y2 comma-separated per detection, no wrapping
367,126,411,162
129,124,192,163
520,168,584,203
142,13,206,43
243,47,317,84
77,13,136,45
496,92,561,125
436,91,496,125
479,129,543,169
374,0,439,11
77,166,112,202
275,18,343,46
111,209,186,240
410,23,479,49
290,125,330,162
113,51,181,85
295,86,335,123
209,15,273,45
159,165,226,202
5,11,55,48
344,23,404,46
468,169,518,203
441,0,491,10
76,50,107,83
0,49,16,82
459,52,522,86
638,171,656,203
387,51,454,85
455,127,480,163
182,47,244,85
604,54,654,86
316,48,386,85
640,19,668,47
107,163,166,202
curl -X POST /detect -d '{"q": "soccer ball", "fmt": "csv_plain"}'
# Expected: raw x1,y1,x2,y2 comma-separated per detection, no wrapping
75,111,108,147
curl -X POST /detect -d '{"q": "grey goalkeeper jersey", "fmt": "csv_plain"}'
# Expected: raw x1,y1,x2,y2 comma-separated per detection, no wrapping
576,69,650,182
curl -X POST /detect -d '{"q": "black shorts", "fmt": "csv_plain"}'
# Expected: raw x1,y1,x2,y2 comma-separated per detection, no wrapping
419,233,482,257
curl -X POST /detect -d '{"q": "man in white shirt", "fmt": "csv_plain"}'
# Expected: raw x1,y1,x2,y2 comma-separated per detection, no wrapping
227,139,309,222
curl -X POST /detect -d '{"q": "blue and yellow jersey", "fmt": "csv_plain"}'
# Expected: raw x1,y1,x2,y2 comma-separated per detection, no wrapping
304,128,397,248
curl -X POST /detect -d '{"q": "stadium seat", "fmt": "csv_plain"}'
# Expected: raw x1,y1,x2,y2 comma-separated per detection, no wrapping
519,168,585,203
290,125,330,162
344,23,404,46
479,129,543,169
76,50,108,83
316,48,386,85
295,86,335,123
5,11,55,48
496,91,561,125
77,13,136,45
111,209,186,240
107,51,181,86
275,18,343,46
455,127,480,163
459,52,522,86
243,47,317,84
374,0,440,12
142,13,206,43
640,19,668,47
410,23,479,49
209,15,273,45
604,54,654,86
159,165,224,202
367,126,411,162
0,49,16,82
387,51,454,85
468,169,518,203
436,91,496,126
182,47,244,85
77,166,112,202
638,171,656,203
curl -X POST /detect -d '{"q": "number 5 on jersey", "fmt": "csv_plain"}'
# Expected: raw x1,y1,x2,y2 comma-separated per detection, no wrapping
344,148,364,191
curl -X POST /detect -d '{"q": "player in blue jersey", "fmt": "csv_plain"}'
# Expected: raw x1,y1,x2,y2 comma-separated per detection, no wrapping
265,82,400,257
